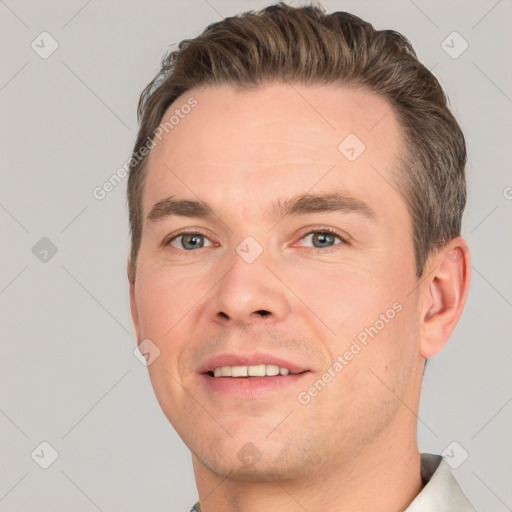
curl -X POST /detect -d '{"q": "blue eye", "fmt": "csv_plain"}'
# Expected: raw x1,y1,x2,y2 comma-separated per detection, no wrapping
300,229,346,250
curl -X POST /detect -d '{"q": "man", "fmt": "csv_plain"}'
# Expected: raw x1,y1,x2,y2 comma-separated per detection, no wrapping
127,3,475,511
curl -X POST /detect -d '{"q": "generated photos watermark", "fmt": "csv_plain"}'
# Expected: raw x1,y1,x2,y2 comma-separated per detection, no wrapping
298,301,403,405
92,96,198,200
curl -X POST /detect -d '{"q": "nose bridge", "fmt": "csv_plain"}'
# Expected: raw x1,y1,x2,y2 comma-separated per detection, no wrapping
208,235,291,325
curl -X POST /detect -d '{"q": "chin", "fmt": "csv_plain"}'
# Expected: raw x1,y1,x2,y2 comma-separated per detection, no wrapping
191,437,317,483
195,451,290,482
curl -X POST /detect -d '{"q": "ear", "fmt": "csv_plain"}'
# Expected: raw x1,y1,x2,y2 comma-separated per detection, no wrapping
127,258,141,346
419,237,471,359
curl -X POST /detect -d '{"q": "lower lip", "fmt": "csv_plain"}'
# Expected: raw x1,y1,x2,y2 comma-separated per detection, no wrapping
199,372,310,397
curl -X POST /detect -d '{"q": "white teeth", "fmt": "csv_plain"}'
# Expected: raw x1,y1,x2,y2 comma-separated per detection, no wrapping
231,366,248,377
265,364,280,376
211,364,294,378
248,364,266,377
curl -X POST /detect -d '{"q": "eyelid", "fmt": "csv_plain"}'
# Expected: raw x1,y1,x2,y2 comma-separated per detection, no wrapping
300,226,349,242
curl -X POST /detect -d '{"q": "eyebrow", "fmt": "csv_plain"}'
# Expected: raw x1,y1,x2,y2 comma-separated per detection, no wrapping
146,192,376,224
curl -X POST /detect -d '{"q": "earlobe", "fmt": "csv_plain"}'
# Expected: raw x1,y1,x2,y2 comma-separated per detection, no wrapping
419,237,471,359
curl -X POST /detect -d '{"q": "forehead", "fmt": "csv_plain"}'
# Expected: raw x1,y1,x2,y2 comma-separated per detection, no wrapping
143,82,406,221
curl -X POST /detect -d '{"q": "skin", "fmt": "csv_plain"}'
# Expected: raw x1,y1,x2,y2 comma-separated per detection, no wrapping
129,83,471,512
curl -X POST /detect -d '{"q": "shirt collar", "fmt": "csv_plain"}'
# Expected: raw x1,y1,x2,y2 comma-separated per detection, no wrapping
404,453,476,511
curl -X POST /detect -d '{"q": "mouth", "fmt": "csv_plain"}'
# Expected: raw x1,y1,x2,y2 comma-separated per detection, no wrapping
198,353,311,397
206,364,308,378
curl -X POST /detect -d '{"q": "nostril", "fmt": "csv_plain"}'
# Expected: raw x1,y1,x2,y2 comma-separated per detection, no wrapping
255,310,271,317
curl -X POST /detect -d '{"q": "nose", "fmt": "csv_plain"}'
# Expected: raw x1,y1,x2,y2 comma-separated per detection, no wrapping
206,244,292,327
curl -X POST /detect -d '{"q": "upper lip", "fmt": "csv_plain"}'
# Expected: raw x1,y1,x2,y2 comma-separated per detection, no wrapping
198,352,310,374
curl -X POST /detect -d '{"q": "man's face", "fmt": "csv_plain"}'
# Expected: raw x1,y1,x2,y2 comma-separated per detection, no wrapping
130,83,425,480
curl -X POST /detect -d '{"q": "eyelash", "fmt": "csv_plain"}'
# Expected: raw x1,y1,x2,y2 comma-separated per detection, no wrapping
296,227,348,253
163,227,348,253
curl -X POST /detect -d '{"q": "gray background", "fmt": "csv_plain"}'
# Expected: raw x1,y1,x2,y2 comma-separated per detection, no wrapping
1,0,511,511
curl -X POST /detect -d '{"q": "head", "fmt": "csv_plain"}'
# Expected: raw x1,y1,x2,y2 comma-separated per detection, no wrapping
127,3,470,482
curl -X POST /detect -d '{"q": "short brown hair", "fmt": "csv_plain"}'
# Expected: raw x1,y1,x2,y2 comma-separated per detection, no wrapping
127,2,466,284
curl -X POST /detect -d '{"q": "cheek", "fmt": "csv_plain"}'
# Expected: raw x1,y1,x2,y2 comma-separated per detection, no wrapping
133,270,202,389
135,267,201,339
289,261,399,333
133,270,203,429
288,257,419,373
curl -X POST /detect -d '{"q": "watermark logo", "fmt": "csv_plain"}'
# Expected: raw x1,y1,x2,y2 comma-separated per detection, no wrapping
236,236,264,264
31,32,59,59
237,442,262,467
133,338,161,366
338,134,366,161
441,32,469,59
31,441,59,469
32,237,58,263
441,441,469,469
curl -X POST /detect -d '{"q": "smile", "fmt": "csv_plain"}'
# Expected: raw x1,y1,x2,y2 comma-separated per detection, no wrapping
211,364,297,378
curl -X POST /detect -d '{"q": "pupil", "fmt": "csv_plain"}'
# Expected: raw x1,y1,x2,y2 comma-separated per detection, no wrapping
183,234,204,250
314,233,334,248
